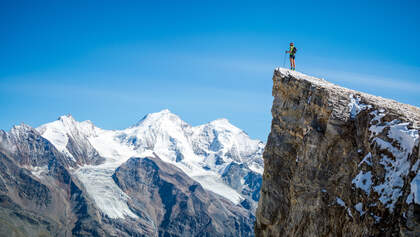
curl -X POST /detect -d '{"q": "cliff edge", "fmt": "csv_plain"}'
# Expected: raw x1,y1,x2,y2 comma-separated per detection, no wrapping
255,68,420,236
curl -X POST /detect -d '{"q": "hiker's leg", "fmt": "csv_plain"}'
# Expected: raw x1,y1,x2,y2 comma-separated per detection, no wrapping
289,57,293,69
292,58,295,69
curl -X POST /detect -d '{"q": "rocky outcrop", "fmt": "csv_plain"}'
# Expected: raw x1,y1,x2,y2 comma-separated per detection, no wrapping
255,68,420,237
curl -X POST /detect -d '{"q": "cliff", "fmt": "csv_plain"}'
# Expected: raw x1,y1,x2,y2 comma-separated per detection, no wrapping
255,68,420,237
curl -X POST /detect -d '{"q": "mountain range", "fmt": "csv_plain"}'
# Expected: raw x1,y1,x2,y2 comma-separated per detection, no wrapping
0,110,264,236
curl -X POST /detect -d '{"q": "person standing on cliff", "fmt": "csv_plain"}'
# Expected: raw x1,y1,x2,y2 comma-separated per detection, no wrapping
286,42,297,71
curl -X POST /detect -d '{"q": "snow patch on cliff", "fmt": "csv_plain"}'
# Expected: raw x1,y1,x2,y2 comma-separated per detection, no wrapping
352,171,372,195
336,197,346,207
31,165,48,179
336,197,353,217
407,172,420,204
358,152,372,167
354,203,365,216
348,94,371,119
369,110,387,137
367,110,419,211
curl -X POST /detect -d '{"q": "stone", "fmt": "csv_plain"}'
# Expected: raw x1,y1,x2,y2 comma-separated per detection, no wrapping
255,68,420,237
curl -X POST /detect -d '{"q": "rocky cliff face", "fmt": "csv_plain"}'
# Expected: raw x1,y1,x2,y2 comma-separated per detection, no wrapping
0,125,101,236
113,155,254,237
255,68,420,237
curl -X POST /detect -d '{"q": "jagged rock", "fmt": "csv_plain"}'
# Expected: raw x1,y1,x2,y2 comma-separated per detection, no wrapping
255,68,420,237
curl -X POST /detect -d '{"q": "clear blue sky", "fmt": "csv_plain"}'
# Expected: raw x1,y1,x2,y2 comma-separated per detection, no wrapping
1,0,419,141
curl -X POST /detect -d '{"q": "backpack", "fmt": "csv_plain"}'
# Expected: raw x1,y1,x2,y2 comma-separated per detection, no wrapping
292,47,297,54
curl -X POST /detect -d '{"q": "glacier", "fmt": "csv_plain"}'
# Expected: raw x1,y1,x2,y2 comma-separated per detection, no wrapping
37,109,264,219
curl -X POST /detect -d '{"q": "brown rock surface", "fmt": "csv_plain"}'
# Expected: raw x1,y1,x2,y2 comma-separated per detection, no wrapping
255,68,420,237
112,155,254,237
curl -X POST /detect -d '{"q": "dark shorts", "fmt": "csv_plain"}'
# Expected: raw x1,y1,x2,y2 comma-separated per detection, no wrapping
289,55,295,59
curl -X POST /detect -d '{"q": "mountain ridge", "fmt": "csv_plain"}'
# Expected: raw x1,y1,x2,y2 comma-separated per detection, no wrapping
34,109,263,213
0,109,263,236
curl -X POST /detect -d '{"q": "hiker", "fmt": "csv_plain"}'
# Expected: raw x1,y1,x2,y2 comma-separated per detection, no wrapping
285,42,297,70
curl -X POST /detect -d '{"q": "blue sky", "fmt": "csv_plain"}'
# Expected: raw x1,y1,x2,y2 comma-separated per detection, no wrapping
1,0,419,141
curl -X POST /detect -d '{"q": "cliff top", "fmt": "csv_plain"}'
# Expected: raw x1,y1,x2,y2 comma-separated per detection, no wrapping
274,68,420,127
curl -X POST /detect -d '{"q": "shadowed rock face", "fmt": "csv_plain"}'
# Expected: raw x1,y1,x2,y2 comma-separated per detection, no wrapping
0,126,136,236
0,132,74,236
255,69,420,237
221,162,262,209
0,124,74,168
113,155,255,237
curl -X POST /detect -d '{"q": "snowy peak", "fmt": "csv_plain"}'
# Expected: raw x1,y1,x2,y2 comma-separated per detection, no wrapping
36,111,263,172
35,110,264,213
58,114,75,122
38,115,97,139
55,114,92,133
209,118,233,127
193,118,264,169
0,114,258,236
197,118,249,143
133,109,186,128
203,118,244,135
37,115,103,166
10,123,34,137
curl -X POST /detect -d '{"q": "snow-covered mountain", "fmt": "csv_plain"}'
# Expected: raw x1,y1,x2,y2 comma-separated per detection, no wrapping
0,110,263,236
37,110,264,217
